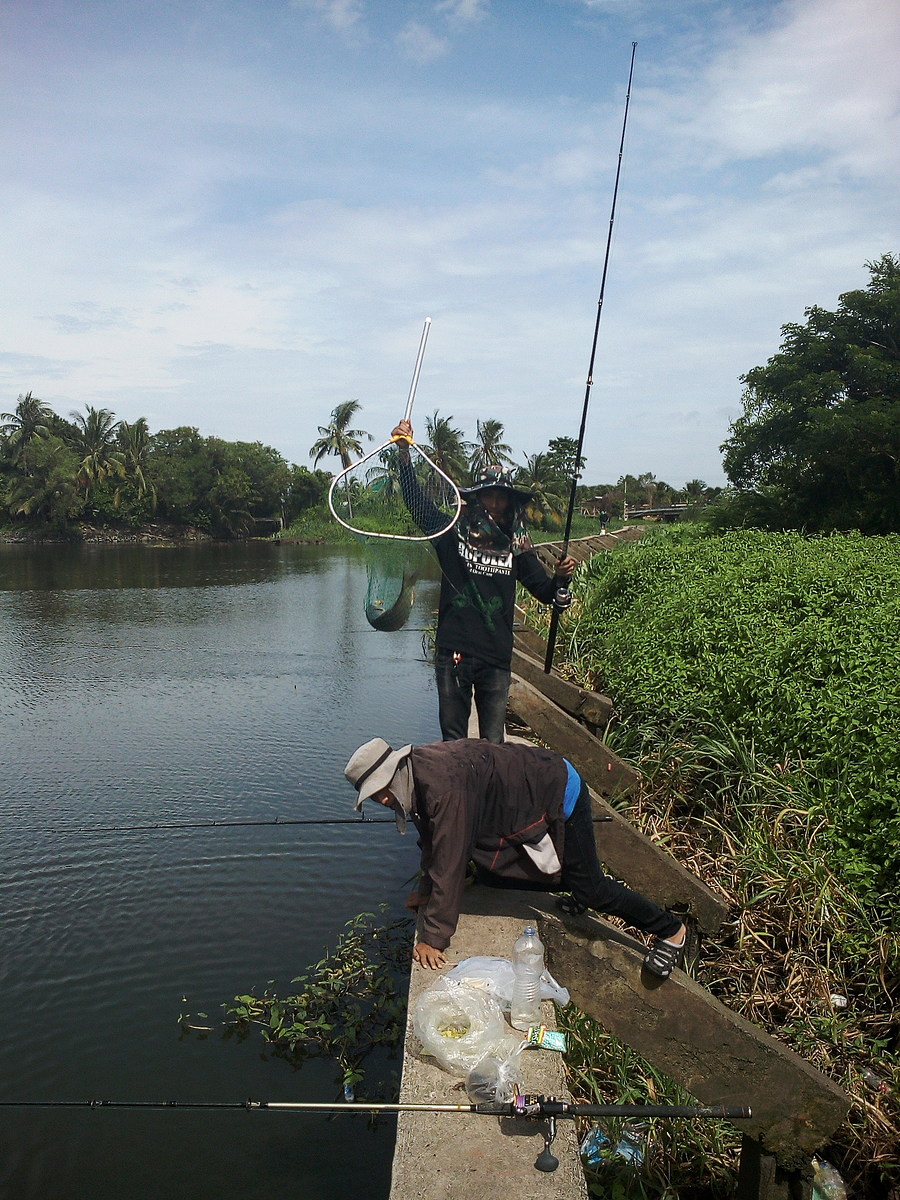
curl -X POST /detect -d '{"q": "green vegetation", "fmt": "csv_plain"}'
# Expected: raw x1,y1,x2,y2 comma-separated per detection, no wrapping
0,395,331,537
183,910,413,1098
521,525,899,1197
721,253,900,534
562,526,900,910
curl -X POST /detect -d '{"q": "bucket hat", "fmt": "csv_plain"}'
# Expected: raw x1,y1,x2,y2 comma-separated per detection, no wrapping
345,737,412,808
460,466,533,505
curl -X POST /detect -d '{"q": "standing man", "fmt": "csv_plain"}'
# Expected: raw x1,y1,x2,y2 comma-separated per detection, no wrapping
392,418,576,743
344,736,687,976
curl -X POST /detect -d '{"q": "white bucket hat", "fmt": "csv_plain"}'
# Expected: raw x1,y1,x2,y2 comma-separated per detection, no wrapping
344,738,413,828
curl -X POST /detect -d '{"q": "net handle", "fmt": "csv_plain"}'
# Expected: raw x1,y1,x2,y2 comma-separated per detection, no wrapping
401,317,431,425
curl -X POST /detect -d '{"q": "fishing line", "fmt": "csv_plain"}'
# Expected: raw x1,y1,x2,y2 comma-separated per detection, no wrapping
41,815,398,837
544,41,638,674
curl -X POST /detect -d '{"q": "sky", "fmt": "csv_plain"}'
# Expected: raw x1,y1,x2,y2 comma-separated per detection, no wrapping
2,0,898,489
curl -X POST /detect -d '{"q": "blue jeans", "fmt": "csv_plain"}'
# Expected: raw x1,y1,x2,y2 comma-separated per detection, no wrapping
435,648,510,743
562,782,682,938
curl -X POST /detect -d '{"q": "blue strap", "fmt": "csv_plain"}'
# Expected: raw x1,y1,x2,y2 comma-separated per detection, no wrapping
562,758,581,820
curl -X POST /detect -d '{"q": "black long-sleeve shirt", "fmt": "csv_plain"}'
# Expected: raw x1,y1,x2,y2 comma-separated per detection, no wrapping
399,459,558,668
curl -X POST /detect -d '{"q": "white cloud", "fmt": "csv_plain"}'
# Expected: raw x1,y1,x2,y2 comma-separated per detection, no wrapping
679,0,900,175
435,0,491,25
290,0,365,33
397,19,449,62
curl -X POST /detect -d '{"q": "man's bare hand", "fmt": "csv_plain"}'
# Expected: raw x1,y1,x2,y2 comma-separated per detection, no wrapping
391,419,413,444
413,942,447,969
405,890,428,912
556,555,577,580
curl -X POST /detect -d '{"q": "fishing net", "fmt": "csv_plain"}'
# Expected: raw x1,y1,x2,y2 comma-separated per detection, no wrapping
359,535,432,632
329,439,461,541
329,316,460,631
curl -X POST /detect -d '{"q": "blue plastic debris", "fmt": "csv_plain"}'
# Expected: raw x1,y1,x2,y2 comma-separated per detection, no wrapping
580,1124,645,1168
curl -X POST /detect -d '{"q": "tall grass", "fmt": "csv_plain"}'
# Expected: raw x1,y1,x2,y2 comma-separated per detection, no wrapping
521,527,899,1198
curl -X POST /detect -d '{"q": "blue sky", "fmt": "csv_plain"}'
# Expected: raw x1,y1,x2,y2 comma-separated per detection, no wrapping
2,0,898,488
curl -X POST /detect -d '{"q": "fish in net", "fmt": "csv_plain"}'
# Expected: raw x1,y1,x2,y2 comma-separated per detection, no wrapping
360,536,431,632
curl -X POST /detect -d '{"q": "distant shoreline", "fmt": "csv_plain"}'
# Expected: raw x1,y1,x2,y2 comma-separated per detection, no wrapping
0,523,333,546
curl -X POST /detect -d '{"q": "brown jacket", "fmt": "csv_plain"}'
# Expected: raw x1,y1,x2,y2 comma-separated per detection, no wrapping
409,739,567,950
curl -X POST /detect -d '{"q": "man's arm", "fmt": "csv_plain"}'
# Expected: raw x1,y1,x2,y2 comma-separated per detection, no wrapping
413,783,473,963
391,420,448,537
516,549,577,604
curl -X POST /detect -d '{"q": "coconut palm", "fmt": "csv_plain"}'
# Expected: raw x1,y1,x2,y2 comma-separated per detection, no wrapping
469,418,514,477
309,401,371,471
422,411,470,485
0,392,53,474
68,405,125,499
515,453,568,526
116,417,157,509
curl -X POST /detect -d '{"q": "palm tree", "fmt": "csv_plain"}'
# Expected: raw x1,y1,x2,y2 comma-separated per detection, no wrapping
68,405,125,499
116,417,157,509
515,453,568,527
422,411,470,485
0,392,53,474
469,418,514,477
309,401,371,471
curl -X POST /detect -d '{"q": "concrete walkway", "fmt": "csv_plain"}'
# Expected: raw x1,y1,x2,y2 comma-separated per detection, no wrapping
389,888,588,1200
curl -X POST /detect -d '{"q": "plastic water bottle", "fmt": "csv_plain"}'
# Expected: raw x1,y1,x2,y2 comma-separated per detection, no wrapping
812,1158,847,1200
510,926,544,1031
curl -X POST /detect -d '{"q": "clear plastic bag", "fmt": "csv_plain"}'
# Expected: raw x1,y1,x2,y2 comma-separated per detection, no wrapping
444,955,571,1009
465,1043,524,1103
412,979,508,1075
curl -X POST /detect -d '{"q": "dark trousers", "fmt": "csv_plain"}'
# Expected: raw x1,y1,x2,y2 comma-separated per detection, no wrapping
435,648,510,744
561,782,682,939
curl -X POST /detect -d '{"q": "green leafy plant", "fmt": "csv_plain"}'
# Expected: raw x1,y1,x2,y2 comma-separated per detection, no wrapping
184,910,413,1096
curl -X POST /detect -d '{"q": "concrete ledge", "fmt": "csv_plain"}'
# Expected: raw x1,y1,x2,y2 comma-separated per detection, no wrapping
390,891,588,1200
536,905,850,1171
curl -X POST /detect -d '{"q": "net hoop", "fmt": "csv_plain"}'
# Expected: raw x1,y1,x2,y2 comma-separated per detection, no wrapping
328,440,462,541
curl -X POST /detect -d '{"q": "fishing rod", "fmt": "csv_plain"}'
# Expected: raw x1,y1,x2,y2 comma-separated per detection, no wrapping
0,1095,752,1174
544,41,637,675
44,814,615,837
45,815,397,836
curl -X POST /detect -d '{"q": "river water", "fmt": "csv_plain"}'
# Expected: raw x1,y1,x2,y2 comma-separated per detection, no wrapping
0,540,442,1200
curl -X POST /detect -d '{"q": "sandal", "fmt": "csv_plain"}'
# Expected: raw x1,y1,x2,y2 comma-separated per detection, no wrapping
644,935,685,979
556,894,588,916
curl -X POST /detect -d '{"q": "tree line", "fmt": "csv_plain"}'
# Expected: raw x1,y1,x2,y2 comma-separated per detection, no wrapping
1,394,716,538
0,398,330,536
5,252,896,537
309,403,720,528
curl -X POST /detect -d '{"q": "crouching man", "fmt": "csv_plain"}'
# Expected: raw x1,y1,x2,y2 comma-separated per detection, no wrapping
344,737,686,977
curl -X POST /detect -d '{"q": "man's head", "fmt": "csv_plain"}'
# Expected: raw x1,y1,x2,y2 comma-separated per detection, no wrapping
478,486,510,521
344,737,413,829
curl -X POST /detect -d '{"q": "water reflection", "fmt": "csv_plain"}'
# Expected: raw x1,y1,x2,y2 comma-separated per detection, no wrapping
0,541,441,1200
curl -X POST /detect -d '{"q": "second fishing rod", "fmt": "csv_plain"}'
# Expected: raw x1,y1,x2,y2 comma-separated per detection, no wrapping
544,41,638,674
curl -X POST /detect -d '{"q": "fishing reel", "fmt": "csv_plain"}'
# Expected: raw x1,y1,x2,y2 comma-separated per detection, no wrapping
511,1094,560,1172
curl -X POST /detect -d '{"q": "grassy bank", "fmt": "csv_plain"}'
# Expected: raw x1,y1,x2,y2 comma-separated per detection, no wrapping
522,526,899,1198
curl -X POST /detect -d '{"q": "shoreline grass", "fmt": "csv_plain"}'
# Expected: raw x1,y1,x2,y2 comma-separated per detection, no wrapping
521,526,899,1199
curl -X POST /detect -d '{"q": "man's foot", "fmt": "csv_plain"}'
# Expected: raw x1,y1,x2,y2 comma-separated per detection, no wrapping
644,928,686,979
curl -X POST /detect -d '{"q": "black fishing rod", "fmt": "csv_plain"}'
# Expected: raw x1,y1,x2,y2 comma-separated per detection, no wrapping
545,41,637,675
0,1095,752,1174
44,814,614,837
45,815,397,836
